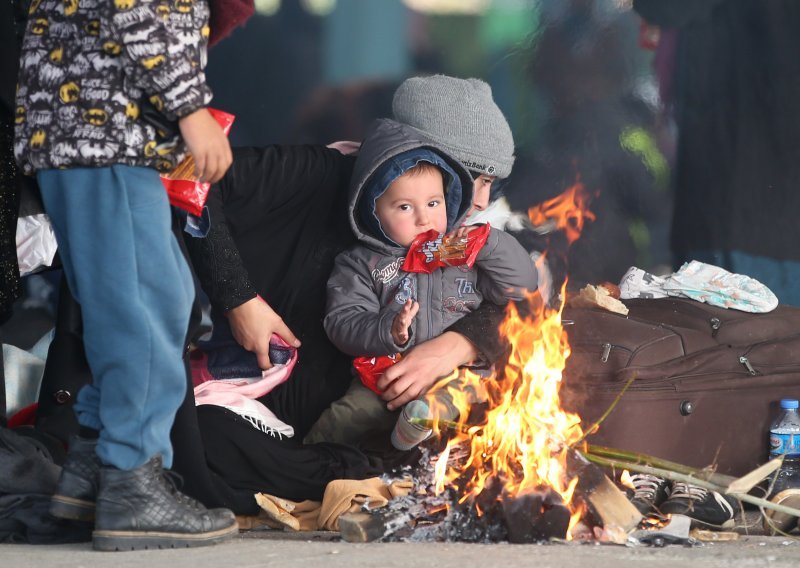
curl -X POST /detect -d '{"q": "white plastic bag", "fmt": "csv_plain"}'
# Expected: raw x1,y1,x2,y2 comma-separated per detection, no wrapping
16,213,57,276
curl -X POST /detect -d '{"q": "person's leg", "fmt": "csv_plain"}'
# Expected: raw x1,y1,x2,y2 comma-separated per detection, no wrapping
197,405,381,503
35,273,90,445
168,213,262,512
304,379,398,445
38,166,237,550
38,165,192,469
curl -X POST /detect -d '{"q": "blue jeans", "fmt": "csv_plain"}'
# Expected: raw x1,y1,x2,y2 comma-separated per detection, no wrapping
38,166,194,469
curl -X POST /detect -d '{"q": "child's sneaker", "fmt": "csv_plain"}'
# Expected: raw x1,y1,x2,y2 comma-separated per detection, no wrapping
659,482,740,529
626,474,671,515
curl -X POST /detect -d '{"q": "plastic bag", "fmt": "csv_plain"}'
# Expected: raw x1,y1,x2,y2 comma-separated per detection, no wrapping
161,108,235,216
353,354,402,395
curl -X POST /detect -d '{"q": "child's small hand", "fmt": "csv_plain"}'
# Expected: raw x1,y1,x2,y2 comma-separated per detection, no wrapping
445,225,479,241
178,108,233,184
391,299,419,346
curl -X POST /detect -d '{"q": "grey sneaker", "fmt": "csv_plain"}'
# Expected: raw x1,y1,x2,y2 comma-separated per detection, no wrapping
92,456,238,551
50,436,101,522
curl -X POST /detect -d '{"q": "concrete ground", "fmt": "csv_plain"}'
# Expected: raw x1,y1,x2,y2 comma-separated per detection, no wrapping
3,516,799,568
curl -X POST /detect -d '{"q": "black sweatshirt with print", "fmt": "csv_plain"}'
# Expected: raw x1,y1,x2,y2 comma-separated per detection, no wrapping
14,0,213,174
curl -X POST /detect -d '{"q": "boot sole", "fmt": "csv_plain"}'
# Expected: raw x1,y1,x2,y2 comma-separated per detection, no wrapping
50,495,96,522
92,522,239,551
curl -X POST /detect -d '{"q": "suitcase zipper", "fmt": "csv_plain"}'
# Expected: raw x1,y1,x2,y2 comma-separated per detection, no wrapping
739,356,757,375
601,343,612,363
710,317,721,337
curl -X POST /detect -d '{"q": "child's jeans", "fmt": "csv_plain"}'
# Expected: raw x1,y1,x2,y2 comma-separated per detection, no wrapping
37,165,194,470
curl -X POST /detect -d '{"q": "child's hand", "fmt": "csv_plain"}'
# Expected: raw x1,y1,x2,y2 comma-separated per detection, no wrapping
445,225,479,241
178,107,233,184
391,299,419,346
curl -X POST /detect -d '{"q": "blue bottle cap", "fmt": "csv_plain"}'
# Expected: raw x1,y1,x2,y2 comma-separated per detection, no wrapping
780,399,799,409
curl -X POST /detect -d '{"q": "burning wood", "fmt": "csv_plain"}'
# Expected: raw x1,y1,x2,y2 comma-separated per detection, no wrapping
565,449,642,535
500,485,572,543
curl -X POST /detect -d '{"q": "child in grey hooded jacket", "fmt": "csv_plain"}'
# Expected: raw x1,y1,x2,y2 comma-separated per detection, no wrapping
305,118,537,449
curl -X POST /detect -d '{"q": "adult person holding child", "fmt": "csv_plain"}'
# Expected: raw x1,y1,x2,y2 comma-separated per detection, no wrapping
176,75,526,509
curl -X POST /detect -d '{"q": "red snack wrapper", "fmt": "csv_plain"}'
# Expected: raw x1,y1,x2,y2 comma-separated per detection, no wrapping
402,224,491,274
161,108,235,216
353,354,402,395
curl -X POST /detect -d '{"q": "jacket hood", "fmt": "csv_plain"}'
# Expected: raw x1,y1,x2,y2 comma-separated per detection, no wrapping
348,118,474,254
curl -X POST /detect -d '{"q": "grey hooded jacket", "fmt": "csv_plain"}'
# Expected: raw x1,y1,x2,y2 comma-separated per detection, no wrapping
323,119,537,359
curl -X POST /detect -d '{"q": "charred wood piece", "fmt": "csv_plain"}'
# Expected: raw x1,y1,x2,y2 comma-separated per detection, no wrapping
500,486,571,543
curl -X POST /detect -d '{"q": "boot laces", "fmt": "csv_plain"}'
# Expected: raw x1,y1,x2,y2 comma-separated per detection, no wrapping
631,474,665,500
159,469,206,511
669,482,709,502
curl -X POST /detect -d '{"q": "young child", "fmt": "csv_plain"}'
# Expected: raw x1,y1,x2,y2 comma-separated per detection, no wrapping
14,0,236,551
305,118,537,448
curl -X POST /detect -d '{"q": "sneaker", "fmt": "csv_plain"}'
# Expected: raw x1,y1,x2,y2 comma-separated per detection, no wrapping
763,488,800,535
92,456,238,551
50,436,101,522
660,482,740,529
626,474,671,515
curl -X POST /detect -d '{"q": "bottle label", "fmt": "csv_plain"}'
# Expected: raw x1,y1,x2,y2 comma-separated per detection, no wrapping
770,432,799,458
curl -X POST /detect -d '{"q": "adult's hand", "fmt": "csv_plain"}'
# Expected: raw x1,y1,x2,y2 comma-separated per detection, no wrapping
377,331,478,411
178,107,233,184
226,297,301,369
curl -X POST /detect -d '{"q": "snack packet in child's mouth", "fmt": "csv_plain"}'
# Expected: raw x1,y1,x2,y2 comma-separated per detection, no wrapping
402,224,490,274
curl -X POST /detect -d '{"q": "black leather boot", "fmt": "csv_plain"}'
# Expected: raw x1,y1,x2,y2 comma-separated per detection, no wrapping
50,436,101,521
92,456,238,551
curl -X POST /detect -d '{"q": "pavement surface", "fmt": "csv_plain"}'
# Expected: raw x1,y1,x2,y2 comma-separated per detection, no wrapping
3,516,799,568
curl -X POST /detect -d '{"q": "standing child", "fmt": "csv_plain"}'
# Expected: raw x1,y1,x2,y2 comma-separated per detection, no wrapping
14,0,237,551
305,118,537,448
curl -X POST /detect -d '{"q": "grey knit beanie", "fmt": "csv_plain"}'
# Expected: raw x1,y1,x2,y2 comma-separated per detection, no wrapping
392,75,515,179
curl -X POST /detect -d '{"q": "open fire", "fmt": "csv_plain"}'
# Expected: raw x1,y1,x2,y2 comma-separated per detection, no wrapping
422,181,602,540
340,182,644,544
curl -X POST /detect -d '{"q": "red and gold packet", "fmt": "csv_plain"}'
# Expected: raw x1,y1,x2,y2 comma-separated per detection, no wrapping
402,224,491,274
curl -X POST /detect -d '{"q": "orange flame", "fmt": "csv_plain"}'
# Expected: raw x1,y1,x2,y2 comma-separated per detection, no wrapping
527,180,596,245
427,182,596,539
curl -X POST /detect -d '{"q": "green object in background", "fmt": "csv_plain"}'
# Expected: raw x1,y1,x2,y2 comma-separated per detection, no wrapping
619,125,670,191
479,0,540,52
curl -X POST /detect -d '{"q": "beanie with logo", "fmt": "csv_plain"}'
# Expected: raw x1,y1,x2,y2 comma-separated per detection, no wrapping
392,75,515,179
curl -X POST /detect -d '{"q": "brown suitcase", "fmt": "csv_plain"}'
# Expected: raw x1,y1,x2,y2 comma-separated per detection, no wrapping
560,302,800,476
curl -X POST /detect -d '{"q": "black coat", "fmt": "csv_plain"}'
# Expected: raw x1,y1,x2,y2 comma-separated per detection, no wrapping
185,144,507,437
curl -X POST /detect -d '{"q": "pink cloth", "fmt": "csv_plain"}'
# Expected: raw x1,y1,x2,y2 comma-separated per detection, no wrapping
193,337,298,437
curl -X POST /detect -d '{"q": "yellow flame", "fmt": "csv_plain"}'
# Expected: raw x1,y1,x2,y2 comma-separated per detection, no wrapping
427,182,596,539
430,292,584,530
619,469,635,491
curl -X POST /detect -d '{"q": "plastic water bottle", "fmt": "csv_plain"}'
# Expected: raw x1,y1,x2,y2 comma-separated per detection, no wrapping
768,398,800,496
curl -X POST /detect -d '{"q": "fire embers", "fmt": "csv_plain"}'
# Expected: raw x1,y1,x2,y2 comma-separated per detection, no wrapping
443,474,572,543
